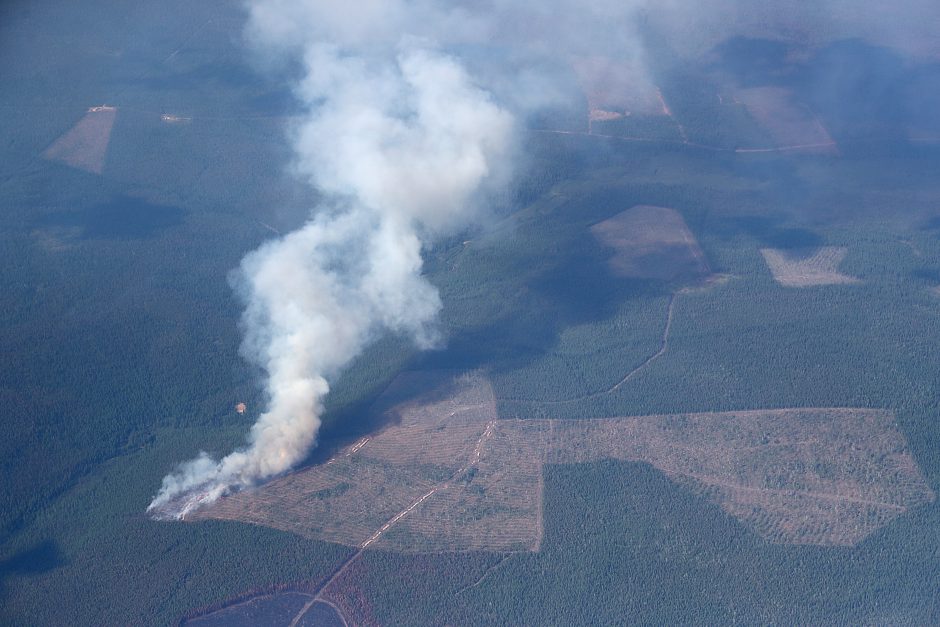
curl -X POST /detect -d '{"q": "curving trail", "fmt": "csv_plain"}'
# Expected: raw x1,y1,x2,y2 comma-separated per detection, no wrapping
297,419,500,608
288,597,348,627
455,555,512,596
498,292,679,406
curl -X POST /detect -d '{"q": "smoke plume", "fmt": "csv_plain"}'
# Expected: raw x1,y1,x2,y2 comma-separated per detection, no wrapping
149,0,938,517
149,3,513,517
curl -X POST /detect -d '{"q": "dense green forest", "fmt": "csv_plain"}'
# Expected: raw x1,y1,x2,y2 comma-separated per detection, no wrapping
2,1,940,624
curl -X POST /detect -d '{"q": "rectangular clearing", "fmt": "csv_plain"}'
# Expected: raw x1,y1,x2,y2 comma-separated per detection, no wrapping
43,106,117,174
761,246,861,287
572,56,667,121
591,205,711,282
735,87,837,154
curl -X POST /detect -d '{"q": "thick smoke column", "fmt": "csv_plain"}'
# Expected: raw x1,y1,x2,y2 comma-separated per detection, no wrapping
148,0,928,517
149,5,513,517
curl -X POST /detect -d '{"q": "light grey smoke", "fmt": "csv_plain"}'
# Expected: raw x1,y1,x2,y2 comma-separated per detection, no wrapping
148,6,513,516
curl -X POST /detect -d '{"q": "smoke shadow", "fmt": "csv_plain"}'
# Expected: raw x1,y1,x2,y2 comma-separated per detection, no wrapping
118,62,300,116
293,209,664,468
709,37,794,87
418,235,672,390
0,540,66,597
710,35,940,144
124,61,263,91
293,372,472,470
712,214,825,256
910,267,940,286
922,215,940,233
799,40,911,140
32,194,186,240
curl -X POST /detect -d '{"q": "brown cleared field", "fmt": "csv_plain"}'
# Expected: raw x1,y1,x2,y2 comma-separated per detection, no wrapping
761,246,862,287
194,372,542,553
193,372,933,551
571,56,667,122
734,87,837,154
591,205,711,282
43,106,117,174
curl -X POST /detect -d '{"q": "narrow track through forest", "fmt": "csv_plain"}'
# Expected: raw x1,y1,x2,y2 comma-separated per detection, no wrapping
497,291,678,405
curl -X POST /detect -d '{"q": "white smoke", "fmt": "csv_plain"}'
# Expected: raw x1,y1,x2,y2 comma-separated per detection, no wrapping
148,9,513,516
149,0,936,517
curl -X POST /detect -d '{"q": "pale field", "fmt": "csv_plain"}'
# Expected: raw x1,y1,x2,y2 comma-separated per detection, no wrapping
761,246,862,287
43,106,117,174
571,56,667,120
591,205,711,282
194,372,933,551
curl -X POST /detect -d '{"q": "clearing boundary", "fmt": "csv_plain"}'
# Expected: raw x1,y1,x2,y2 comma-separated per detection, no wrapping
193,373,934,551
761,246,862,287
43,106,117,174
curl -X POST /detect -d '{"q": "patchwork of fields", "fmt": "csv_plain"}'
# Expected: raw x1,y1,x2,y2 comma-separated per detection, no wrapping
196,372,934,550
